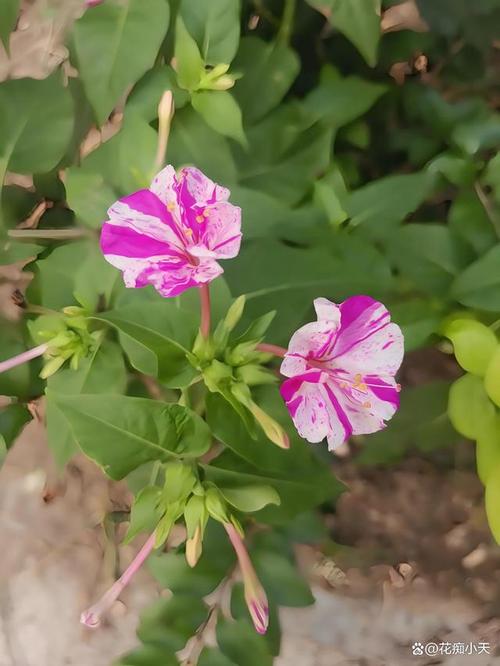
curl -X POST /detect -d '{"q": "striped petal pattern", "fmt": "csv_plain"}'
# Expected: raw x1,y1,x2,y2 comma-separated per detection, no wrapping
280,296,404,451
100,165,241,298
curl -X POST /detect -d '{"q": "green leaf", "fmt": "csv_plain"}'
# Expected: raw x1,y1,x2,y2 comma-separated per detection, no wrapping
0,320,36,397
180,0,240,64
477,415,500,485
205,390,342,521
0,402,30,464
168,106,237,185
0,0,19,48
452,244,500,311
117,645,178,666
199,648,238,666
175,16,205,91
73,0,170,125
124,486,162,543
448,374,496,441
485,346,500,408
387,224,468,296
127,66,189,121
0,75,74,186
137,595,208,652
232,38,300,125
390,299,441,352
253,551,314,607
28,241,116,311
302,65,386,128
307,0,381,66
219,485,281,513
448,189,497,257
485,463,500,544
443,319,497,376
216,619,272,666
47,393,211,479
95,302,198,387
45,340,128,466
65,168,117,229
191,91,246,145
346,172,434,233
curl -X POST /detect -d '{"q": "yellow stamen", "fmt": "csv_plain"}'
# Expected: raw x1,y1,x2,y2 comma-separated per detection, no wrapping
363,401,371,408
195,215,204,223
167,202,176,212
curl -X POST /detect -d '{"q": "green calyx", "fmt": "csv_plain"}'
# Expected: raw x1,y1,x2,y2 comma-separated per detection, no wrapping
28,307,102,379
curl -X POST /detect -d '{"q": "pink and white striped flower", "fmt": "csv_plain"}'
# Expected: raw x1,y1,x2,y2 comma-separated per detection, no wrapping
280,296,404,450
100,166,241,298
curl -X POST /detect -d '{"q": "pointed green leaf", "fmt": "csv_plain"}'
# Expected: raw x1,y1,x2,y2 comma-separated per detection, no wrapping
47,393,211,479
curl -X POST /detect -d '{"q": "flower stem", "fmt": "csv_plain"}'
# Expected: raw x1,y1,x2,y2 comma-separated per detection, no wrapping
199,284,211,339
80,532,156,628
278,0,296,44
256,343,287,357
0,343,48,375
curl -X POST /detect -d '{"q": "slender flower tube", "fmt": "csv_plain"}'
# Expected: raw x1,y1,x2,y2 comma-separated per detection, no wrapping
280,296,404,450
256,343,287,358
0,343,48,375
80,533,156,628
224,523,269,634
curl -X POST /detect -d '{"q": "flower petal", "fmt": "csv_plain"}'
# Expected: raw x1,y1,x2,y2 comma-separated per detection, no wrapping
313,297,341,323
149,165,179,210
330,296,404,376
281,319,340,377
281,372,353,449
106,189,183,248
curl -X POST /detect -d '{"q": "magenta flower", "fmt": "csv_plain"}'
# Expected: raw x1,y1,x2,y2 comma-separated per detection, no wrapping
280,296,404,450
100,166,241,298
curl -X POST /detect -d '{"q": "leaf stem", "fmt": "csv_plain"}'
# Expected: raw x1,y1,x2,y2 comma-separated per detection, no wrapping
278,0,296,44
474,182,500,239
199,283,211,339
0,343,48,375
7,228,88,240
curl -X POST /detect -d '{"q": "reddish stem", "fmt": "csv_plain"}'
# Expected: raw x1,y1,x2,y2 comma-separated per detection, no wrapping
256,343,287,358
0,343,48,374
199,284,211,339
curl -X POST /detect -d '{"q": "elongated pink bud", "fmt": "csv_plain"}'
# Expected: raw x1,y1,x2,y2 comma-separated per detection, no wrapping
224,523,269,634
81,533,156,628
0,343,48,375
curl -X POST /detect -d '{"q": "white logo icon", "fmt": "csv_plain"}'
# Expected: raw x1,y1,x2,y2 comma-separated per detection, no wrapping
412,642,424,656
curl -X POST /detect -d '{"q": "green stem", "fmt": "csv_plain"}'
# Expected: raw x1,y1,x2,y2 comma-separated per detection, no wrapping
278,0,296,44
149,461,161,486
474,182,500,239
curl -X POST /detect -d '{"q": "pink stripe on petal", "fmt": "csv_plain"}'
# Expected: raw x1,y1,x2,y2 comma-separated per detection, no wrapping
364,375,400,408
339,295,381,329
323,383,353,442
100,224,182,259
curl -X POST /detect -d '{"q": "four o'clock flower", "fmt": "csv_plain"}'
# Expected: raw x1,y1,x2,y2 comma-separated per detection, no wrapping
100,166,241,298
224,523,269,634
280,296,404,450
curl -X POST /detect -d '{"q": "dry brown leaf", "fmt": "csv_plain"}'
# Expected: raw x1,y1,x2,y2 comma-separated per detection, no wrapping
381,0,428,34
0,0,83,82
